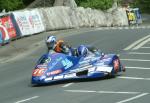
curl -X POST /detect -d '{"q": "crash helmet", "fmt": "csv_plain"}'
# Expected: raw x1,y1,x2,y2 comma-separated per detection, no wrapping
77,45,88,57
46,36,56,49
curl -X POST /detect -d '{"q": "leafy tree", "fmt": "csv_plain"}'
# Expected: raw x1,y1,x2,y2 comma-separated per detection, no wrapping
132,0,150,13
75,0,87,5
75,0,113,10
22,0,35,5
118,0,150,13
0,0,24,12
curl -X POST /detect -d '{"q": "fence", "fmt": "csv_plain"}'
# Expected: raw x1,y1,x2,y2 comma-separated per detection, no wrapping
0,6,129,46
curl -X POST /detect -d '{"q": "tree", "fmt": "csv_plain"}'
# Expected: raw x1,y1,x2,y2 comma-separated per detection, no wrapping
118,0,150,13
0,0,24,12
22,0,35,5
132,0,150,13
75,0,113,10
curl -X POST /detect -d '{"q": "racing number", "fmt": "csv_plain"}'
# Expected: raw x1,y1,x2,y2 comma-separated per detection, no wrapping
32,68,46,76
62,59,73,69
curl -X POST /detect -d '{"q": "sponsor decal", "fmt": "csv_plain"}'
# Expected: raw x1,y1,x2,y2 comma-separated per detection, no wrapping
46,69,62,76
53,75,64,80
0,15,17,39
96,66,113,73
29,15,40,28
37,65,47,68
64,73,76,78
16,16,29,31
45,77,53,81
0,24,9,41
79,57,99,65
13,9,45,35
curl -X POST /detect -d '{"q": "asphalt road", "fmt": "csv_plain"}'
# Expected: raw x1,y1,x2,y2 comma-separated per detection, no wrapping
0,27,150,103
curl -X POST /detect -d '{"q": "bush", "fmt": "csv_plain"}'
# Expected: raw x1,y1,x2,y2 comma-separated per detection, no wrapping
75,0,113,10
131,0,150,13
0,0,34,12
0,0,24,11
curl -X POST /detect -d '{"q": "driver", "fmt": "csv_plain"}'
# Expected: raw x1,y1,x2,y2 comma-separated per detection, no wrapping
46,36,71,54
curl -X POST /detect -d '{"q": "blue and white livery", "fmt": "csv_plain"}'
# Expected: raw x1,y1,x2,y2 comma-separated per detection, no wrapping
31,50,125,85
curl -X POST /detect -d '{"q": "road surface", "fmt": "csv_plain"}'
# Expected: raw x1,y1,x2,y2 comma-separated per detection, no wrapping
0,27,150,103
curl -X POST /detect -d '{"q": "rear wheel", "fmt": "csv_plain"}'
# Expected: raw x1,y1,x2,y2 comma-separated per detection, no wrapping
113,58,120,73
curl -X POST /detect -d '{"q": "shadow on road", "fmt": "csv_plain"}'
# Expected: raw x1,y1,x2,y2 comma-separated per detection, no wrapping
30,76,117,87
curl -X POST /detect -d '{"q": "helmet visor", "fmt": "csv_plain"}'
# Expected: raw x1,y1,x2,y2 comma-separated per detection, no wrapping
47,41,55,49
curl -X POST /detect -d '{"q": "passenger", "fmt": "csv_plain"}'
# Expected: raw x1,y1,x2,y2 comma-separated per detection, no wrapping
76,45,102,57
77,45,89,57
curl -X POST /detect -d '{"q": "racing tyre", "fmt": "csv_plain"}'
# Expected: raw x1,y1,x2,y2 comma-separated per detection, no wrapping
113,58,120,74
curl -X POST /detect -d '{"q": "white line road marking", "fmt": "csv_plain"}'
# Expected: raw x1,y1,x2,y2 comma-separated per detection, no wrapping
96,26,150,31
116,93,149,103
97,91,139,94
120,59,150,62
65,90,96,93
141,46,150,49
15,96,39,103
133,38,150,50
65,90,140,94
126,66,150,70
128,52,150,55
118,76,150,80
62,83,74,87
124,35,150,50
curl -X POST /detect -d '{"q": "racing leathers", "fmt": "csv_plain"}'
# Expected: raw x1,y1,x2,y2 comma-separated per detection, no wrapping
48,40,71,55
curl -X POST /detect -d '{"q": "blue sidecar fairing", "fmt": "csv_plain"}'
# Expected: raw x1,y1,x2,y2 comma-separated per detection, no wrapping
31,52,125,85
